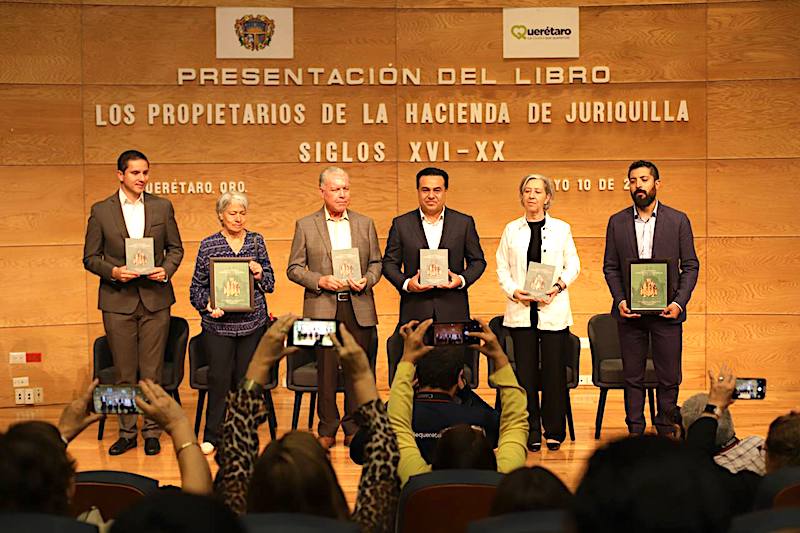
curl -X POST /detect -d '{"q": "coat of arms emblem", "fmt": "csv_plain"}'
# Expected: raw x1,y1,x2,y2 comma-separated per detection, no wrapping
234,14,276,51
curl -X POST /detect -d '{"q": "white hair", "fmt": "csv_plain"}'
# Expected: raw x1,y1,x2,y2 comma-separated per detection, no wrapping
216,192,248,225
319,166,348,188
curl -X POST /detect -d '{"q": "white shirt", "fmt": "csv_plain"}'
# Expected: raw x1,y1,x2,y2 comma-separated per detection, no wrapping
633,201,658,259
119,188,145,239
420,207,445,250
495,214,580,330
324,207,352,250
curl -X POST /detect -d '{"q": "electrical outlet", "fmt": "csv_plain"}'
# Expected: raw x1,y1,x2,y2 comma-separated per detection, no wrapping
578,374,592,386
33,387,43,404
14,389,25,405
23,388,35,405
12,376,29,387
9,352,25,364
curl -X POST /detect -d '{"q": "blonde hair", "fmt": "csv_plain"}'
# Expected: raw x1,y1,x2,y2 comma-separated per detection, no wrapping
519,174,554,212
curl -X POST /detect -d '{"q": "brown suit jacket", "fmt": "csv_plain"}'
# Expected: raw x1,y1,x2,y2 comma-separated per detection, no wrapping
287,208,382,327
83,191,184,314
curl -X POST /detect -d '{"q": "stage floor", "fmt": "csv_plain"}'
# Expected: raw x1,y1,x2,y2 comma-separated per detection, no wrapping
1,386,794,506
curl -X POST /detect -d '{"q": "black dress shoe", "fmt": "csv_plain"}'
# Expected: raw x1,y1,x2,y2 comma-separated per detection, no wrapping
527,441,542,452
546,439,561,451
144,437,161,456
109,437,137,456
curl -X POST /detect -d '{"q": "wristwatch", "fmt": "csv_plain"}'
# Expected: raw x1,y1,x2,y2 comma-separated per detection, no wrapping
703,404,722,418
240,378,265,394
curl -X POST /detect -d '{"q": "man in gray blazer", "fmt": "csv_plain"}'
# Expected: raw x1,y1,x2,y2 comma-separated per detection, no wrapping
603,160,699,436
83,150,183,456
287,166,382,449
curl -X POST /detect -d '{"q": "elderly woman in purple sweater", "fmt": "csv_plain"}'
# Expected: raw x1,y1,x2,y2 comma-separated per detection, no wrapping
189,192,275,454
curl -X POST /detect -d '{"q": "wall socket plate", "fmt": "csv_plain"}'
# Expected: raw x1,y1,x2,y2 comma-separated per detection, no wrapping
23,388,35,405
14,389,25,405
9,352,26,364
33,387,43,403
578,374,592,386
12,376,29,387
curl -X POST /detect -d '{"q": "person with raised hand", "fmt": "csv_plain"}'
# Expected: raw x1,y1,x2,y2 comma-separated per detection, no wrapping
135,379,212,495
215,314,400,533
388,318,528,486
57,379,104,444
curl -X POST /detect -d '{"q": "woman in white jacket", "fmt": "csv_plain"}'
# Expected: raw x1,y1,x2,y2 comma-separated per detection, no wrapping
496,174,580,452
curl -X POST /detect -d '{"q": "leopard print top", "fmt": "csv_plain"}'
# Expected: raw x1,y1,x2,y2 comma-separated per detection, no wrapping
214,388,400,533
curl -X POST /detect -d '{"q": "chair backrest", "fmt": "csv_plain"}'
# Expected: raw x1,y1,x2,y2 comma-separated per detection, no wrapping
92,336,115,382
0,513,98,532
71,470,158,519
241,513,359,533
587,314,621,368
754,467,800,510
565,332,581,389
467,510,568,533
162,316,189,389
188,332,207,389
286,348,317,389
728,508,800,533
397,470,504,533
488,316,515,368
250,332,281,389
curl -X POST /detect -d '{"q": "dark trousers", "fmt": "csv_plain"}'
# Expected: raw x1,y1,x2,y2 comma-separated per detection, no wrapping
317,296,372,438
618,317,682,434
201,325,267,445
102,301,170,439
509,326,568,442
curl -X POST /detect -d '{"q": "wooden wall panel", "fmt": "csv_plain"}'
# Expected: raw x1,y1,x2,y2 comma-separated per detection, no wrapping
0,86,82,165
397,83,706,162
708,0,800,81
0,325,90,406
397,5,706,84
83,6,396,85
0,245,86,327
82,85,398,164
0,166,85,245
707,80,800,159
707,315,800,391
708,159,800,237
84,163,398,241
396,160,707,239
706,237,800,314
0,3,81,84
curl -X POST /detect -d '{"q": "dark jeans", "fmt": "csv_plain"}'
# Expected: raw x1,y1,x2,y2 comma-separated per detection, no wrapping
202,325,267,445
509,326,568,442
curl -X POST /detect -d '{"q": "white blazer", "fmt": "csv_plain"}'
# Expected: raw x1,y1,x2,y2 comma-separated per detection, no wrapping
496,214,580,330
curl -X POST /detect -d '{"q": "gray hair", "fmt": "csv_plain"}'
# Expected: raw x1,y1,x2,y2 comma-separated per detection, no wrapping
319,166,348,188
216,192,248,225
681,393,735,446
519,174,555,212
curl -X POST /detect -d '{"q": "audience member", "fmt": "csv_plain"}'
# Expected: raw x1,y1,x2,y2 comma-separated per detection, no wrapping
112,492,243,533
214,314,400,533
572,435,732,533
388,318,528,485
764,411,800,473
349,345,499,465
490,466,572,515
681,391,765,475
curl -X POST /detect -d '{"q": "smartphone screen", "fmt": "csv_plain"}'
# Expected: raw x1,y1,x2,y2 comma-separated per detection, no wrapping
432,320,482,345
733,378,766,400
93,385,143,414
288,319,338,348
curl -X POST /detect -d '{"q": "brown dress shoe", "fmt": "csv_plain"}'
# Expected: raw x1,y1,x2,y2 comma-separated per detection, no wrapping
318,436,336,450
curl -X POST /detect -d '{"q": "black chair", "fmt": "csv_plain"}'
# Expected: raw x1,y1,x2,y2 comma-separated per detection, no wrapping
70,470,158,519
468,510,568,533
587,313,657,439
487,316,579,441
188,330,279,440
397,470,504,533
93,316,189,440
241,513,359,533
286,326,378,431
0,514,97,532
386,324,480,389
729,508,800,533
753,467,800,510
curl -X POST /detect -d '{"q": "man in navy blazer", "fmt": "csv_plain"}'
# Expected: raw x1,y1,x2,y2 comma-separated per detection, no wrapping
603,160,699,435
383,167,487,325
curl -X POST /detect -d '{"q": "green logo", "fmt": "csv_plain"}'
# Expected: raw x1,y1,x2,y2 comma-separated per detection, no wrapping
511,25,527,40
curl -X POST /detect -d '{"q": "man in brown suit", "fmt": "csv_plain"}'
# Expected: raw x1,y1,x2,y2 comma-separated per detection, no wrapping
83,150,183,456
287,166,382,449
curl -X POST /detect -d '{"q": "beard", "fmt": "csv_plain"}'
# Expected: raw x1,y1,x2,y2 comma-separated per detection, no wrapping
631,188,656,208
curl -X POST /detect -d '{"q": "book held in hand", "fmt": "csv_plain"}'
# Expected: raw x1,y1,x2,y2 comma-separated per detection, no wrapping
524,261,556,299
420,249,449,286
332,248,362,282
125,237,155,275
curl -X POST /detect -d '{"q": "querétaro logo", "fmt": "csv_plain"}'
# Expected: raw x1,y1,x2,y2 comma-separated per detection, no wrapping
235,14,276,51
511,24,572,40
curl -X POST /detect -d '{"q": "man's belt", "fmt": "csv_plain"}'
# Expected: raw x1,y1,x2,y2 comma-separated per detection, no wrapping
336,292,350,302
